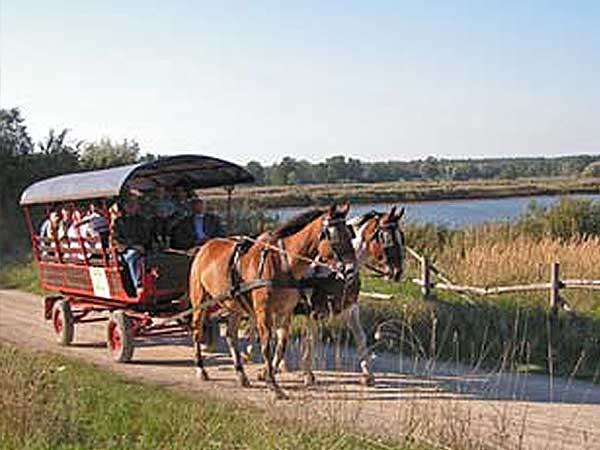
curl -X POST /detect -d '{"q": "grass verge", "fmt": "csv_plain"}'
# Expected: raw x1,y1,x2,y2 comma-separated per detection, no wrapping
0,343,427,450
356,277,600,381
0,259,43,295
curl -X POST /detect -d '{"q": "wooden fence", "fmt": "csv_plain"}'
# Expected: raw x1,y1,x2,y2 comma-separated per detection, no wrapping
404,246,600,312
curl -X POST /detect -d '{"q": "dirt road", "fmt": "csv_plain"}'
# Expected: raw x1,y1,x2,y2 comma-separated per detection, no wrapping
1,289,599,450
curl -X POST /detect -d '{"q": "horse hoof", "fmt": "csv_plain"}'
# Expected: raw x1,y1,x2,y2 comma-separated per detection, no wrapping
196,368,209,381
273,389,289,401
303,372,316,387
257,369,266,382
237,372,251,388
361,374,375,386
279,361,290,373
241,351,252,363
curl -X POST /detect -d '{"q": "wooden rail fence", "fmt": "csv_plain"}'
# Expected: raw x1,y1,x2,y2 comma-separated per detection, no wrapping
404,246,600,312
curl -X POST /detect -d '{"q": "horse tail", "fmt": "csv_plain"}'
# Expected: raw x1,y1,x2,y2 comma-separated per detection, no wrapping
189,250,204,309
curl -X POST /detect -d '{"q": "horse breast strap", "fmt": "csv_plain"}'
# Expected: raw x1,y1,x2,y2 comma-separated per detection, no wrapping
228,237,253,298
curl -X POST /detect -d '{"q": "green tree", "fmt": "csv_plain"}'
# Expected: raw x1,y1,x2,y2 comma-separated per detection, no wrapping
246,161,266,185
0,109,35,258
34,128,81,177
80,138,141,170
325,156,348,183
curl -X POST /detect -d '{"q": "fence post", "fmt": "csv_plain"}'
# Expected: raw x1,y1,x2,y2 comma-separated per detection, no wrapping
421,256,431,299
550,261,560,314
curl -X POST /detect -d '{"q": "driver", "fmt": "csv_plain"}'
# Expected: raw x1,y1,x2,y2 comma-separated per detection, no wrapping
170,197,223,250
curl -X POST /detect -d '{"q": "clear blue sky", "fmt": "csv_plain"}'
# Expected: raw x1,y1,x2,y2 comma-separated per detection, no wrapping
1,1,599,164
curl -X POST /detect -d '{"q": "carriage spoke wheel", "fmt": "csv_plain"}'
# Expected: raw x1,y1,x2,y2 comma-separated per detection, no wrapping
106,311,134,363
52,300,74,345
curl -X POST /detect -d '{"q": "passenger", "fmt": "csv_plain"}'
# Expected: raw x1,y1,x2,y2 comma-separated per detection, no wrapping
67,209,85,261
82,202,110,249
57,206,73,243
114,197,155,295
108,203,121,248
154,186,176,248
57,206,74,259
39,210,56,240
39,211,60,259
170,197,223,250
173,185,192,220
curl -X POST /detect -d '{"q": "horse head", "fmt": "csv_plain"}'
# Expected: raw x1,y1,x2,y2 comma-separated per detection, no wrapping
363,206,406,281
309,203,359,319
316,203,356,271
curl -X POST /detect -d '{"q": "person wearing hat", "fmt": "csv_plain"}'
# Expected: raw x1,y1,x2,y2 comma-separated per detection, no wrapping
169,197,223,250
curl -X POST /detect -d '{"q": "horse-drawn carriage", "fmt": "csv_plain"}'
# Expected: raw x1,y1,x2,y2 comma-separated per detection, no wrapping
21,154,406,396
20,155,254,362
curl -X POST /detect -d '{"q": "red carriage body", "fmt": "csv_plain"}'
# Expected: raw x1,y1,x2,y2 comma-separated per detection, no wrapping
20,155,253,361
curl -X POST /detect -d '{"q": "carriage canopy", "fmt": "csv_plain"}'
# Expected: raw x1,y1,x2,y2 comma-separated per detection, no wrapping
19,155,254,206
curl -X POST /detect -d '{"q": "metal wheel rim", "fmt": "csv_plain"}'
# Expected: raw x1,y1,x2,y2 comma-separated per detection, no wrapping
108,321,122,353
53,310,63,334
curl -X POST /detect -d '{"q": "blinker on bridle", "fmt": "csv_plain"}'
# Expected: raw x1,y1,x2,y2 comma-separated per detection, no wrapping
319,216,355,268
373,220,405,274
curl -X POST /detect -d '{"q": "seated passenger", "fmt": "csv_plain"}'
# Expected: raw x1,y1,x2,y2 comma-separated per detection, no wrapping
114,197,155,295
82,202,109,249
170,197,223,250
39,210,58,240
153,185,176,248
39,211,60,258
57,206,74,259
172,185,192,221
67,209,85,261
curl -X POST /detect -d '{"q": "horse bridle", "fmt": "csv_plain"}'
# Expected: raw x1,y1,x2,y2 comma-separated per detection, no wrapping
319,215,356,271
371,219,405,277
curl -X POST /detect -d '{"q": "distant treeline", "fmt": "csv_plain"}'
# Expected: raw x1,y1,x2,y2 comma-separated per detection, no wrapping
245,154,600,185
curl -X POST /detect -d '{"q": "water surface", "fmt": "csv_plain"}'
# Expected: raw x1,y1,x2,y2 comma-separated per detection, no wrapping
273,194,600,227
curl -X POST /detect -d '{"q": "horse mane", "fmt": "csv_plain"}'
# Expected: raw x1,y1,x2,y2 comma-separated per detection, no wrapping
272,208,326,239
354,210,381,228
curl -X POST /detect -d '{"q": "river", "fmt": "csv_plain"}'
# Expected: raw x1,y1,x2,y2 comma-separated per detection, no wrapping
272,193,600,227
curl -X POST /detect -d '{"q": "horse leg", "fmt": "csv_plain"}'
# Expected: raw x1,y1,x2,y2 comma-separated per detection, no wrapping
301,316,317,386
225,312,250,387
256,307,287,399
346,304,374,386
191,287,209,381
241,321,255,363
272,315,291,374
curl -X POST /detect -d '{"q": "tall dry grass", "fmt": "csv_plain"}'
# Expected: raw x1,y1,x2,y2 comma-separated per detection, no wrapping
438,235,600,286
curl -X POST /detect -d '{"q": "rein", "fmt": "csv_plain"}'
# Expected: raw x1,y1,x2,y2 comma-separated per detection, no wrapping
214,233,345,275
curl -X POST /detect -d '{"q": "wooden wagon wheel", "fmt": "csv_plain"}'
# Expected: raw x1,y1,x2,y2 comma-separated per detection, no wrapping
106,310,135,362
52,300,74,345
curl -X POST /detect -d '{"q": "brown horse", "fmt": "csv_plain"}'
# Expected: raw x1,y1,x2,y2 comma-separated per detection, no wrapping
188,204,356,398
300,206,406,386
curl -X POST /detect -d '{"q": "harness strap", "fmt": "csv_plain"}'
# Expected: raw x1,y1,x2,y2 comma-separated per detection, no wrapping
257,246,269,279
277,238,291,272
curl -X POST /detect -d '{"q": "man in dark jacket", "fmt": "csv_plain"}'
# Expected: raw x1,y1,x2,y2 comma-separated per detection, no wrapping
170,197,223,250
114,197,155,293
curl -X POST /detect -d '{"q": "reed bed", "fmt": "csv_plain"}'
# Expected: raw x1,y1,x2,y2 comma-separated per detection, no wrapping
439,235,600,284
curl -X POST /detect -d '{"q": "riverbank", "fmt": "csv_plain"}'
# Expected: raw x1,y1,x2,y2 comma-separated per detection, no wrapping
203,176,600,209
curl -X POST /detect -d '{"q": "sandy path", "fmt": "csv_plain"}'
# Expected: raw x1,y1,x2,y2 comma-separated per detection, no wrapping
1,289,599,450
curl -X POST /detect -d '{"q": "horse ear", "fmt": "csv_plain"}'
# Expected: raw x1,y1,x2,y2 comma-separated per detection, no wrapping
339,203,350,217
396,207,405,221
388,206,396,219
328,203,337,216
